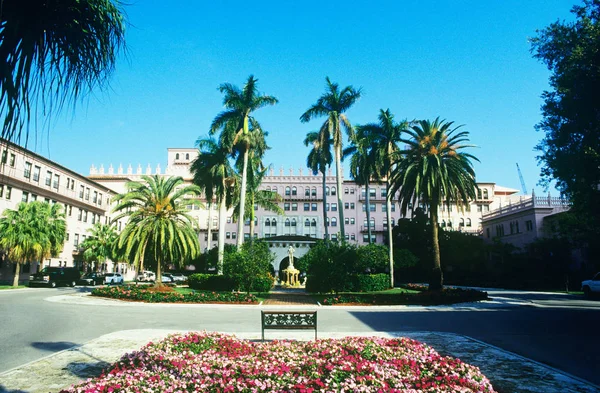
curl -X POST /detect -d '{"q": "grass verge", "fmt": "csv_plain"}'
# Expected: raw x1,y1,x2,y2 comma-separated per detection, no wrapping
312,287,488,305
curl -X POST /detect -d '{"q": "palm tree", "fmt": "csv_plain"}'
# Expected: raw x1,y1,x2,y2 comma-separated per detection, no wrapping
112,175,202,285
344,129,378,244
81,223,119,273
304,129,333,239
191,137,237,274
210,75,278,249
390,118,478,290
359,109,410,287
0,0,126,142
300,77,362,239
0,201,66,287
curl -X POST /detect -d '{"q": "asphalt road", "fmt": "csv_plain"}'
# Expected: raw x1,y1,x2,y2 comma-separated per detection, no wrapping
0,287,599,386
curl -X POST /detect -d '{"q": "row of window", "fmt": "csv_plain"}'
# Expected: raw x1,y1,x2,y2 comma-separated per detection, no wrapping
174,153,190,160
440,218,473,228
0,184,12,200
486,220,534,238
0,150,16,167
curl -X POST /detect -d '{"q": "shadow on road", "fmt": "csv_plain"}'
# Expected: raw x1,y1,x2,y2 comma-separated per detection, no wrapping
31,341,77,352
0,385,28,393
65,360,111,380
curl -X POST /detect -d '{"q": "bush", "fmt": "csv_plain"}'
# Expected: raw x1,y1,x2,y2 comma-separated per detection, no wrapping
91,285,257,303
224,241,274,293
320,287,488,305
188,273,235,291
250,275,274,292
352,273,390,292
356,244,389,273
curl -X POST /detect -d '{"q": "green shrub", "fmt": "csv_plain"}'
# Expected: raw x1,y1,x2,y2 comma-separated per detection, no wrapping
224,241,274,293
188,273,235,291
250,275,274,292
320,287,488,305
353,274,390,292
91,285,257,303
356,244,389,273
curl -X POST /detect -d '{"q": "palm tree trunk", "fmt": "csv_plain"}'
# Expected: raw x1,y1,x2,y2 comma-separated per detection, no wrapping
322,169,328,239
365,178,372,243
386,179,394,288
237,149,249,249
155,253,162,286
249,194,255,241
335,144,345,239
12,262,20,287
207,201,212,252
430,203,443,290
218,194,227,275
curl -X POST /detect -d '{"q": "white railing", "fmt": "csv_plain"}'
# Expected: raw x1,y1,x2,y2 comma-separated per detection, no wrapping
482,195,570,219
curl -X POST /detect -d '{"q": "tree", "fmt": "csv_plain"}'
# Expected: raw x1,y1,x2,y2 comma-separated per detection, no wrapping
223,241,274,293
390,118,478,290
343,129,377,244
304,129,333,239
80,223,118,272
191,137,236,274
0,0,126,142
300,77,362,239
359,109,410,288
0,201,66,287
210,75,278,249
112,175,202,285
530,1,600,266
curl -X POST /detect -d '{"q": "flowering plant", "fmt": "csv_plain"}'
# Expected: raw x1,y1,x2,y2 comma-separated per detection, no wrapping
61,332,496,392
92,285,257,303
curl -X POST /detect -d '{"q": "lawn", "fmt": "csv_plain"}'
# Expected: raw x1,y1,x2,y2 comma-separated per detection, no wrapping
0,285,26,290
60,332,497,393
174,287,270,303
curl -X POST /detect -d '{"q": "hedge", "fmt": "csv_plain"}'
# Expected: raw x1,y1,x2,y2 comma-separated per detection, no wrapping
91,285,257,303
321,287,488,305
307,273,391,293
188,274,235,291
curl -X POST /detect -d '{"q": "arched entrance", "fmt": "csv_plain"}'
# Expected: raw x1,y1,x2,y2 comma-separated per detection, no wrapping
264,235,316,277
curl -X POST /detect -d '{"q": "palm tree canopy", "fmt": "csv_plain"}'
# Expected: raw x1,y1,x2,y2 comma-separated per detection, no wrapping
230,164,283,223
0,201,66,263
344,128,379,186
191,137,237,204
0,0,127,142
390,117,479,215
81,223,118,263
304,129,333,175
112,175,202,273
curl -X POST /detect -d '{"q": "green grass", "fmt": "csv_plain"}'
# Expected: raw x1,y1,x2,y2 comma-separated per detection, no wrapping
175,287,269,303
0,285,27,290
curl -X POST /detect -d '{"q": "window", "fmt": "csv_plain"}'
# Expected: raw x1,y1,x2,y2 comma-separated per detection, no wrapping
265,218,271,227
304,203,310,211
285,218,291,227
311,187,316,197
68,205,72,216
496,224,505,237
31,194,37,201
226,232,231,239
483,189,489,199
93,191,98,204
371,204,376,212
91,214,96,224
271,218,277,228
0,184,3,198
284,203,290,211
345,188,349,194
45,171,52,186
22,191,28,202
477,204,482,212
381,188,387,198
370,188,376,198
459,218,465,227
9,153,15,167
311,219,317,227
345,202,349,209
345,218,349,225
78,209,82,221
291,186,297,196
254,203,258,210
285,186,291,196
305,188,310,197
477,189,482,199
305,219,310,227
212,232,218,241
5,186,11,199
53,174,60,190
345,234,350,240
350,188,355,194
331,203,337,211
351,233,356,241
350,203,355,210
350,218,355,225
331,187,336,196
80,185,84,199
74,234,79,247
441,220,446,228
83,210,88,223
311,203,317,211
291,203,298,211
391,203,396,212
483,205,489,212
176,153,180,159
98,193,102,205
227,216,232,223
32,166,40,182
486,228,490,238
331,217,337,227
213,218,218,227
526,220,533,231
363,234,370,243
331,234,338,241
466,218,472,227
85,187,90,201
0,150,6,164
186,153,189,160
291,218,297,227
244,233,251,240
325,186,330,196
24,162,32,179
325,203,329,211
232,232,237,239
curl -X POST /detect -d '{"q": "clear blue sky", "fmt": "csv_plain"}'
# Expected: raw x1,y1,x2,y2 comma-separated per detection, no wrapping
30,0,576,194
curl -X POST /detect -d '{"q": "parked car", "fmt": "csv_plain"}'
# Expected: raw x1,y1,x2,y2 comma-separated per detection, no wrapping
581,272,600,298
168,273,188,283
136,271,156,282
104,273,124,285
29,267,80,288
79,272,105,286
159,274,173,283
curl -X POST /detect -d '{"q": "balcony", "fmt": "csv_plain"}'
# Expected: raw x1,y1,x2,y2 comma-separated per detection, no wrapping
360,225,389,233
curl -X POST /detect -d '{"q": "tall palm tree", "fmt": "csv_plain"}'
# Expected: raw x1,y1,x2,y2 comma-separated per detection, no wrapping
300,77,362,239
390,118,478,290
359,109,410,287
0,0,126,142
304,128,333,239
210,75,278,249
344,129,378,244
0,201,66,287
112,175,202,285
191,137,237,274
81,223,119,272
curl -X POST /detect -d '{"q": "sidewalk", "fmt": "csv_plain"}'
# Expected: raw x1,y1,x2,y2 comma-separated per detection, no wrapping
0,329,598,393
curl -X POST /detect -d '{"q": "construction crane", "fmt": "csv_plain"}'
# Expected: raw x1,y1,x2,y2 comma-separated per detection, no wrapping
516,163,527,195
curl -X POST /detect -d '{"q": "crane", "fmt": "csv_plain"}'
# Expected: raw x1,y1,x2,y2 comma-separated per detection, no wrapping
516,163,527,195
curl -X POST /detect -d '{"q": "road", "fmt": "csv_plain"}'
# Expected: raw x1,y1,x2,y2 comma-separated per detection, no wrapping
0,287,599,386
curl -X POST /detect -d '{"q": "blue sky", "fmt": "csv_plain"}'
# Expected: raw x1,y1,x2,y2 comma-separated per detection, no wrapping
30,0,576,194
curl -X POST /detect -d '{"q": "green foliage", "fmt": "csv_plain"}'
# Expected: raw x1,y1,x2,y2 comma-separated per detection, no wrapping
394,249,419,269
188,273,235,291
0,0,126,142
356,244,388,273
80,223,119,271
352,274,390,292
319,287,488,305
531,2,600,247
223,241,274,293
91,285,257,303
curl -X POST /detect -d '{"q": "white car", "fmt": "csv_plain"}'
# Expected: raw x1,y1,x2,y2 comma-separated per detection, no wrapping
167,273,187,283
136,271,156,282
104,273,124,285
581,272,600,298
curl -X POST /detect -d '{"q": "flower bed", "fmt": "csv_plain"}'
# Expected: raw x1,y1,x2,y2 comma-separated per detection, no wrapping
321,288,488,305
91,285,257,304
61,332,496,392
